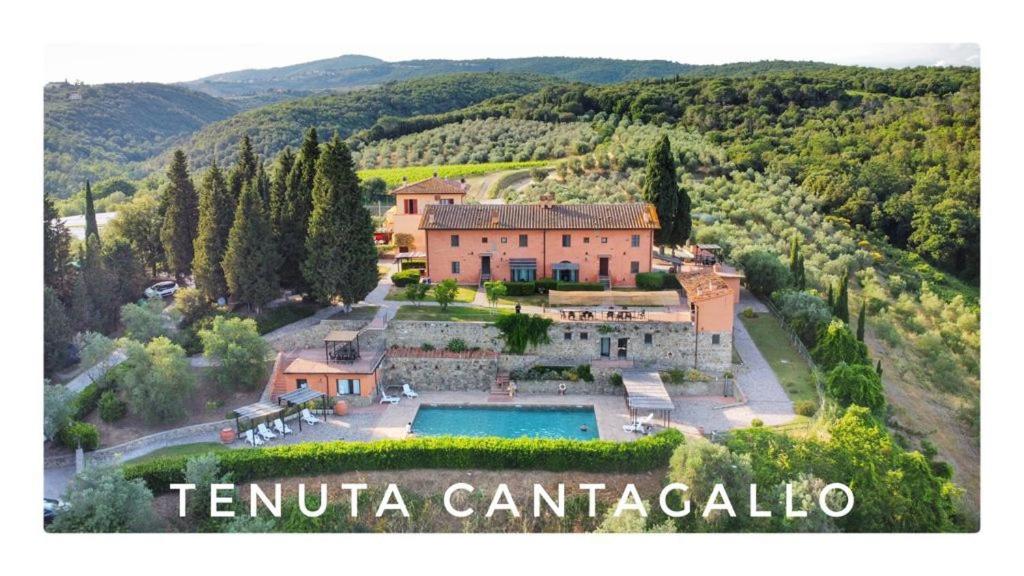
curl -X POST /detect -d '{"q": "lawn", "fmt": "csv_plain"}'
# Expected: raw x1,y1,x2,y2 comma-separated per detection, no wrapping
740,314,819,406
124,442,229,465
328,305,380,322
496,293,548,307
393,305,511,322
386,285,477,303
252,301,323,334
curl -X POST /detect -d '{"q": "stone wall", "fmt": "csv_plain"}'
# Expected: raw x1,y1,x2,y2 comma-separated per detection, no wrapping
386,320,504,350
267,318,373,352
382,348,499,391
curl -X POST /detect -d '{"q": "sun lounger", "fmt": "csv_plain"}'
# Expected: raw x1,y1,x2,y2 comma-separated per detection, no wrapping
623,413,655,434
273,418,292,435
301,408,320,425
244,429,264,447
402,383,418,398
257,422,277,440
380,390,401,404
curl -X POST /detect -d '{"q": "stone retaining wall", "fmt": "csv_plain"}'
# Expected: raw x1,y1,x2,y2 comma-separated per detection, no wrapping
382,351,499,391
267,318,373,352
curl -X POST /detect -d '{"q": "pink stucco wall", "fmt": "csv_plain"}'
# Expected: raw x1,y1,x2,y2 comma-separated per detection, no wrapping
392,192,464,251
425,228,654,286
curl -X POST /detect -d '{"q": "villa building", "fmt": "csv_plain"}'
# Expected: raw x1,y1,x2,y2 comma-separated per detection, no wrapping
385,176,467,254
419,196,660,287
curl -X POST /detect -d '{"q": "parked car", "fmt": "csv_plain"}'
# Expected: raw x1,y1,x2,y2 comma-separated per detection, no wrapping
43,498,67,526
144,281,178,299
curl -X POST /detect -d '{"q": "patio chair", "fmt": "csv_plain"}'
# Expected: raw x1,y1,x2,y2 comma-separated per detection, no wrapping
301,408,320,425
257,422,277,441
244,429,264,447
273,418,292,435
607,310,615,320
623,413,656,434
402,383,419,398
380,389,401,404
559,310,566,319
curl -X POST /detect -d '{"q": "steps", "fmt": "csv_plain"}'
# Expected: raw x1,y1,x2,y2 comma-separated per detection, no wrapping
491,371,510,395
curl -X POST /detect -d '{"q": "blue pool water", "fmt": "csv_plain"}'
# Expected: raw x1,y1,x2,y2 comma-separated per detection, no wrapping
412,405,598,440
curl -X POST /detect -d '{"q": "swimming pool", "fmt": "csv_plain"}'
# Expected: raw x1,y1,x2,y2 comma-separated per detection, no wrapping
411,404,598,440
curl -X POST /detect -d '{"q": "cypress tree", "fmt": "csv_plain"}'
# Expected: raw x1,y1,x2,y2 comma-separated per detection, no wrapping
642,135,679,250
269,148,295,241
160,150,199,282
84,180,99,242
192,160,232,301
795,254,806,290
75,235,118,332
876,359,883,378
252,160,271,208
789,236,800,276
44,195,73,299
827,283,835,311
835,271,850,324
856,302,866,341
228,135,258,204
222,177,280,313
103,238,148,307
671,180,692,248
279,129,320,292
303,135,378,308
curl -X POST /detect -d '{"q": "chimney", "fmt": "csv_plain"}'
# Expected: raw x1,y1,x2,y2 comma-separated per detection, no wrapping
433,171,438,178
538,193,555,209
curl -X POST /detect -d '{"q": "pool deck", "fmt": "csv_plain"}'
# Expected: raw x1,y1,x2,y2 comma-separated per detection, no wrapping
374,391,643,441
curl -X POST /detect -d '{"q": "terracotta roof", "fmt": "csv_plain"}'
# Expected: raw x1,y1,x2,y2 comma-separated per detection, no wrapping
390,177,467,196
420,203,660,230
676,270,733,302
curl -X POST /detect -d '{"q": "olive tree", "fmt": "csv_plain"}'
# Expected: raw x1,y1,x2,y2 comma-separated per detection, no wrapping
198,316,269,391
119,336,195,424
49,466,158,533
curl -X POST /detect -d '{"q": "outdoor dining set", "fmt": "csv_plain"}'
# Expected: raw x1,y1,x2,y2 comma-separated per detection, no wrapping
559,308,647,321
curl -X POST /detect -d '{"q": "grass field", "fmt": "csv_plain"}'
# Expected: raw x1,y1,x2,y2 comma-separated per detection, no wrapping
497,293,548,307
740,314,819,406
393,305,511,322
358,161,552,187
125,442,229,465
385,285,477,303
327,305,380,321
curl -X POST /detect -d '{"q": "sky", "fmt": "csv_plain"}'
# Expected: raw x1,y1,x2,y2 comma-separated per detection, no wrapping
46,43,980,85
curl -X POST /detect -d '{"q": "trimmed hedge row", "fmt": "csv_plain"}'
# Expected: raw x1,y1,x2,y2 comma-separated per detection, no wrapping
635,271,682,291
124,429,684,493
391,269,421,287
505,281,537,296
555,281,604,291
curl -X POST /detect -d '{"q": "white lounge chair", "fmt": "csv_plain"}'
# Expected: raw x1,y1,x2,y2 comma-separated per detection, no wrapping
402,383,418,398
273,418,292,435
380,390,401,404
257,422,277,441
301,408,320,425
623,413,655,434
244,429,264,447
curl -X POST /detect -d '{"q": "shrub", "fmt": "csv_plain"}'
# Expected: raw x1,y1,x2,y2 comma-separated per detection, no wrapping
432,278,459,310
812,319,869,370
445,338,468,353
576,364,594,382
505,281,537,296
737,249,792,297
59,421,100,451
124,430,686,494
794,400,818,417
772,290,832,348
400,258,427,271
119,337,195,424
420,343,435,351
750,419,764,427
45,384,77,442
554,281,604,291
635,272,666,291
98,391,127,422
610,373,624,386
120,299,169,342
494,313,553,354
535,277,558,293
49,466,158,532
391,269,421,287
199,316,270,391
825,362,886,413
741,307,758,319
173,287,213,327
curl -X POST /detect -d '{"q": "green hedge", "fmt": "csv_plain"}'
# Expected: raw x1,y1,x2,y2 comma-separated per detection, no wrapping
535,278,558,293
124,430,684,493
635,272,681,290
505,281,537,296
391,269,422,287
59,421,100,451
554,281,604,291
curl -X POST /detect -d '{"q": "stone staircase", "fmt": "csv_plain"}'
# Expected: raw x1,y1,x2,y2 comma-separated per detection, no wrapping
488,371,512,400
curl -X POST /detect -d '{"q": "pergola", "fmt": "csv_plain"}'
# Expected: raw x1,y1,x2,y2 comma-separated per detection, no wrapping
277,387,329,430
621,370,675,428
325,330,360,363
232,401,286,435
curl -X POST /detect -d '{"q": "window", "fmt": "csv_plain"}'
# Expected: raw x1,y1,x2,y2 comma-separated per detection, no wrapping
564,332,572,341
450,234,460,247
481,237,488,244
438,198,454,205
601,237,608,244
580,332,589,340
712,334,721,345
562,234,571,247
644,333,653,345
451,261,461,274
501,237,508,244
519,234,528,247
630,261,640,274
403,198,418,214
337,379,361,395
296,379,308,389
631,234,640,247
584,237,590,244
511,267,536,282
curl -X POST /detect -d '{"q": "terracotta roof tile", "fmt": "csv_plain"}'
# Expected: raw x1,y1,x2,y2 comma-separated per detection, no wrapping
390,177,467,196
420,203,660,230
676,270,733,302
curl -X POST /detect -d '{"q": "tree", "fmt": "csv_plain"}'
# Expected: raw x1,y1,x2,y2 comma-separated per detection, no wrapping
856,302,866,341
484,280,508,309
222,178,281,312
44,383,76,442
788,236,806,290
825,362,886,412
672,180,693,248
103,238,148,306
183,454,232,522
811,319,869,370
119,336,195,424
228,135,258,205
50,466,158,533
278,128,320,292
120,299,169,343
404,282,428,306
834,270,850,323
160,150,199,282
109,194,165,276
772,290,832,347
73,235,119,333
173,287,212,328
84,180,99,242
433,278,459,310
44,196,73,298
78,332,117,383
269,148,295,246
303,135,378,308
192,160,233,301
666,438,755,532
642,135,680,249
44,287,74,375
737,249,792,297
199,316,270,391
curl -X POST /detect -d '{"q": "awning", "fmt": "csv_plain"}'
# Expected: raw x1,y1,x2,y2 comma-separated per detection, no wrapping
551,262,579,271
509,258,537,269
622,370,675,412
278,387,327,406
233,402,285,421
